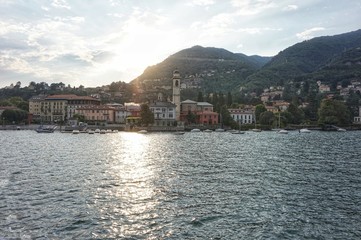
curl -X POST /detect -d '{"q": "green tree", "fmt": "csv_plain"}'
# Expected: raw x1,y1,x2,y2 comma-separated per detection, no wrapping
0,100,12,106
259,111,275,125
219,105,236,128
1,109,28,124
197,92,204,102
140,104,154,126
286,103,305,124
186,110,197,124
255,104,267,122
73,113,86,123
318,99,350,125
227,92,233,106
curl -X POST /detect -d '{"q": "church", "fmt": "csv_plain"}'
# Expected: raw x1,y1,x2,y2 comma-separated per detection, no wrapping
149,70,219,129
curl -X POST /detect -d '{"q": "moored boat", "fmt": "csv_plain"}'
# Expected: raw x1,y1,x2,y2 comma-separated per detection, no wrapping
190,128,201,132
278,129,289,134
35,125,57,133
337,128,346,132
232,130,245,134
173,131,185,135
299,128,311,133
252,128,262,132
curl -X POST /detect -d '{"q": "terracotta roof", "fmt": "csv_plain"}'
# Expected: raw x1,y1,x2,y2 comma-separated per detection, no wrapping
45,94,99,101
77,105,115,110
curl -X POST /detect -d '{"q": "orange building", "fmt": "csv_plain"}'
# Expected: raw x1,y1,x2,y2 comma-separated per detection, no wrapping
76,105,115,123
180,100,219,125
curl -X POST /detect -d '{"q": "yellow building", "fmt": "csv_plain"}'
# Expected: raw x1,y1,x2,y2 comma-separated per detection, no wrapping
29,94,100,123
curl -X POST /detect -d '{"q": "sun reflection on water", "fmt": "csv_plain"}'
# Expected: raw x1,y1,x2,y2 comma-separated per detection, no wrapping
94,132,161,237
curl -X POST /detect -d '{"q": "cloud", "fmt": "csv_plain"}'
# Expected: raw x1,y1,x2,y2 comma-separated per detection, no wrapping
283,4,298,11
188,0,215,6
296,27,325,40
231,0,276,15
51,0,71,9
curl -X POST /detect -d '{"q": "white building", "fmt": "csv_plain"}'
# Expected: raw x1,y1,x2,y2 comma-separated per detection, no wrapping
228,108,255,124
150,101,177,126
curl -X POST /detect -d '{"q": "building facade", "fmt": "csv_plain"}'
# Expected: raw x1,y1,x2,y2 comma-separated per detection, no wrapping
75,105,115,123
180,99,219,125
228,108,255,124
150,101,177,126
29,94,100,123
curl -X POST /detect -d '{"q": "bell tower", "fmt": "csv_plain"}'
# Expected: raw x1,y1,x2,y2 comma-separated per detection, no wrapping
172,70,181,121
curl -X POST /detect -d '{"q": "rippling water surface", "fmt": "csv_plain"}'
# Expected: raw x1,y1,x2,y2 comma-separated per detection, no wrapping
1,130,361,239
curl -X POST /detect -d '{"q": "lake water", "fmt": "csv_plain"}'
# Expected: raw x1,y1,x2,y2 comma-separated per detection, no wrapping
0,130,361,239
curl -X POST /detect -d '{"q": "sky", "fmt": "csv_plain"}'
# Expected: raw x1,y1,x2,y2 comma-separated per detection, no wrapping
0,0,360,89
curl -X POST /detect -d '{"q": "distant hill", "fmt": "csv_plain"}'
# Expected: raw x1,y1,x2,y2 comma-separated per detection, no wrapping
133,46,271,93
131,29,361,96
245,29,361,91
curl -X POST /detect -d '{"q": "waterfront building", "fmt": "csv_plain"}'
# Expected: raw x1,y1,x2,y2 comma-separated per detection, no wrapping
228,108,255,124
149,101,177,127
75,105,115,123
125,102,141,125
29,94,100,123
180,100,219,125
28,95,47,122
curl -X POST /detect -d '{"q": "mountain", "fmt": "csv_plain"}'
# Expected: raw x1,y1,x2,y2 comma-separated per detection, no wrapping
133,46,271,93
244,29,361,91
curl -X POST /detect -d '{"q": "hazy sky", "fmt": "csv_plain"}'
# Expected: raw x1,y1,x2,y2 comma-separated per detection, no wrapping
0,0,360,88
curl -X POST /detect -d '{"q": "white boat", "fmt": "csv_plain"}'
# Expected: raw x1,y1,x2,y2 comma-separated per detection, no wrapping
72,129,80,134
204,129,212,133
278,129,289,134
232,130,245,134
190,128,201,132
112,130,119,133
337,128,346,132
138,130,148,133
100,129,106,134
299,128,311,133
215,128,225,132
252,128,262,132
94,129,100,133
106,129,112,133
173,131,185,135
88,129,95,134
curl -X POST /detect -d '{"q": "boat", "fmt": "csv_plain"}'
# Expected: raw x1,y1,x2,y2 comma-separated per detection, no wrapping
88,129,95,134
299,128,311,133
94,129,100,133
138,130,148,133
278,129,289,134
173,131,185,135
190,128,201,132
204,129,212,133
215,128,225,132
100,129,106,134
232,130,245,134
337,128,346,132
112,130,119,133
72,129,80,134
35,125,57,133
